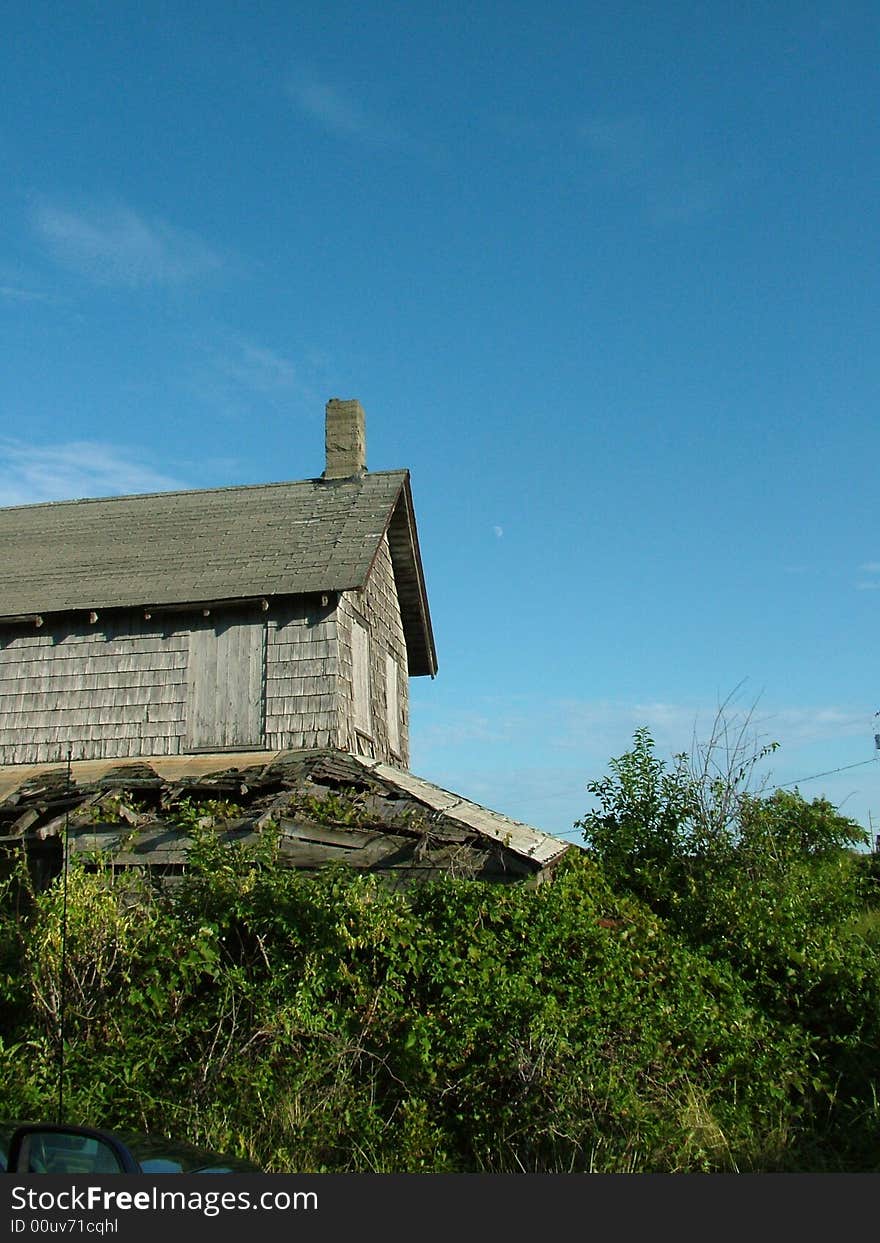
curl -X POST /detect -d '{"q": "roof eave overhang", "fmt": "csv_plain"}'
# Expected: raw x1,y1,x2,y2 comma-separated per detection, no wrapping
383,474,438,678
0,592,340,631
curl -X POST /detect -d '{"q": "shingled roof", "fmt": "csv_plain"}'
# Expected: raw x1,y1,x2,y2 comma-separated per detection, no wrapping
0,469,437,677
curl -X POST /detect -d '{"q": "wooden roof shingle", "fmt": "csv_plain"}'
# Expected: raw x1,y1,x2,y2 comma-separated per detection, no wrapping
0,469,437,676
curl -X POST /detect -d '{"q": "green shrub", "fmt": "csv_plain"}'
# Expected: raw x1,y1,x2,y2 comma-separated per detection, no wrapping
0,835,825,1172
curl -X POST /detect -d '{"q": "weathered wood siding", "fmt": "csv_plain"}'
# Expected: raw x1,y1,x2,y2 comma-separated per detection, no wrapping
263,597,341,751
0,555,409,765
337,534,409,765
351,620,372,737
385,651,400,756
0,616,189,764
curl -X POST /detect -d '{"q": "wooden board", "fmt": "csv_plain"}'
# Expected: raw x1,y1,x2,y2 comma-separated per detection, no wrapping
351,619,372,737
185,617,265,751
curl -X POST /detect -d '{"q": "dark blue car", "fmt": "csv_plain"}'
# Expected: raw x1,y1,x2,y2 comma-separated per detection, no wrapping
1,1123,261,1174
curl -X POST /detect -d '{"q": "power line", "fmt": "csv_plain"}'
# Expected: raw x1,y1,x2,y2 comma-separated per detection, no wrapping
776,757,878,790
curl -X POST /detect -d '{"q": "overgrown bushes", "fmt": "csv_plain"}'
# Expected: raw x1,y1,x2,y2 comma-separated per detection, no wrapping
1,731,878,1172
578,727,880,1170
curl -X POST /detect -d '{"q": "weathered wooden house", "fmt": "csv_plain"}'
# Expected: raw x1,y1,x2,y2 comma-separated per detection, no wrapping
0,399,568,881
0,400,434,768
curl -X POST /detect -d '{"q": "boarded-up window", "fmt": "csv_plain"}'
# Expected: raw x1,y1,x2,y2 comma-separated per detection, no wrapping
385,652,400,756
352,620,372,738
186,617,265,751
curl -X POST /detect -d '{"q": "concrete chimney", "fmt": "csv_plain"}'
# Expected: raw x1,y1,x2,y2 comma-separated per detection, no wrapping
324,398,367,479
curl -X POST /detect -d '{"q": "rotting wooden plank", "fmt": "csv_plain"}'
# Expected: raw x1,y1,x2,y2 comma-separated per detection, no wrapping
278,817,381,849
354,761,461,812
356,759,568,866
69,830,125,853
276,833,416,869
11,806,40,835
431,802,563,864
253,791,294,829
106,849,190,867
33,791,118,839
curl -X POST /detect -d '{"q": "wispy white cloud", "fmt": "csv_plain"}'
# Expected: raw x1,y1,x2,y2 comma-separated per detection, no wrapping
0,284,54,304
855,560,880,590
215,339,300,394
411,690,879,836
288,70,406,147
0,262,63,306
490,114,546,144
550,697,703,751
0,439,188,506
417,692,872,768
31,200,222,287
650,178,728,225
580,113,744,224
493,524,504,538
413,696,707,773
553,696,870,754
414,708,523,750
581,116,653,181
186,333,321,419
760,705,871,745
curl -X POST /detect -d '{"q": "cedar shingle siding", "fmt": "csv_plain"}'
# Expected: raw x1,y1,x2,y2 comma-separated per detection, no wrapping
0,616,190,763
264,597,340,753
337,534,409,761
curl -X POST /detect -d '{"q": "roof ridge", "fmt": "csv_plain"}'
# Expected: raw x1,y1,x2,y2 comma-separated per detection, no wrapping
0,469,409,514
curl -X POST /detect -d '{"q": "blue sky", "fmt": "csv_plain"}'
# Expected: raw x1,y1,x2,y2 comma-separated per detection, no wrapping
2,1,878,842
